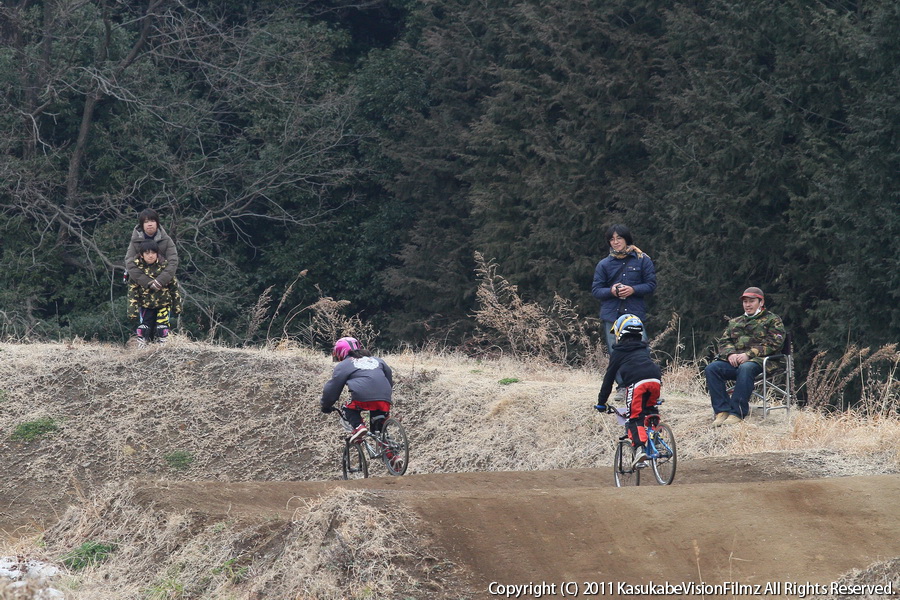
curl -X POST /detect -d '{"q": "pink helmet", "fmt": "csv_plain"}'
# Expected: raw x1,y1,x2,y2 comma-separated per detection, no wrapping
332,336,361,360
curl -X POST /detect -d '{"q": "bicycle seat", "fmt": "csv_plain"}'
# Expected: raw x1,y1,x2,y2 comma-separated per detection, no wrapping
644,414,661,428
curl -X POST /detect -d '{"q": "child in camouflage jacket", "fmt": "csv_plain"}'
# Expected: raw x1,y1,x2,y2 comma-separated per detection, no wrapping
127,240,182,346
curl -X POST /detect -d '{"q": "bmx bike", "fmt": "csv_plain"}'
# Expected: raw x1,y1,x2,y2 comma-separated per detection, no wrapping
594,401,677,487
338,409,409,479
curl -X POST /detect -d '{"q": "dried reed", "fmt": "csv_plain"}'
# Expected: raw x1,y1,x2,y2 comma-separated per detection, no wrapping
472,251,603,367
280,288,379,352
806,343,899,414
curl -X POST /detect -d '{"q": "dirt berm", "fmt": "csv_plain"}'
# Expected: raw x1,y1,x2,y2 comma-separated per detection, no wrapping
130,462,900,599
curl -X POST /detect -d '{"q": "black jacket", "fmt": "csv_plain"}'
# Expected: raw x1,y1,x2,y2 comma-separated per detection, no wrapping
598,338,662,404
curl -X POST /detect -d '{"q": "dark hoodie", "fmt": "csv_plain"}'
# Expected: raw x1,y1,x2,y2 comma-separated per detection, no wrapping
598,337,662,404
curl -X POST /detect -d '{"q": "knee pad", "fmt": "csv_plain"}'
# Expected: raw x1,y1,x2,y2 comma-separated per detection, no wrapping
136,324,150,338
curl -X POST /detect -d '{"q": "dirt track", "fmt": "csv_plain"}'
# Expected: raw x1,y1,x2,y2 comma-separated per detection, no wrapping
129,455,900,599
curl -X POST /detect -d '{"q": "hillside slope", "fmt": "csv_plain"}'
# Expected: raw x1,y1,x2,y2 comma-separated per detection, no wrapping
1,340,898,599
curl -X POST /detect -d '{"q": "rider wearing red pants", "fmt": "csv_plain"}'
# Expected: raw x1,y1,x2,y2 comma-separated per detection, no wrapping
320,337,394,444
597,314,662,467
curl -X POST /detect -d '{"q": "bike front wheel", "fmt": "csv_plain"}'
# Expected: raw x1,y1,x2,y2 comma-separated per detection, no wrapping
650,423,677,485
342,440,368,480
379,417,409,476
614,440,640,487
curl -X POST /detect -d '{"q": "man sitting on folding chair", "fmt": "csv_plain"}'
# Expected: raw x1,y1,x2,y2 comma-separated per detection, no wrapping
705,287,785,426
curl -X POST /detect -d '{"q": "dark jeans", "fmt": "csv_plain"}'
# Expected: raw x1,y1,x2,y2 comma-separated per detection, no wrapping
705,359,763,418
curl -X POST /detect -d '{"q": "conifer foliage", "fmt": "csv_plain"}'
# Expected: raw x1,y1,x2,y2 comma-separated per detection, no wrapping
0,0,898,371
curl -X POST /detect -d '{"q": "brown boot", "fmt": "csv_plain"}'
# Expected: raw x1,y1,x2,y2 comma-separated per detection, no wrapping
712,412,729,427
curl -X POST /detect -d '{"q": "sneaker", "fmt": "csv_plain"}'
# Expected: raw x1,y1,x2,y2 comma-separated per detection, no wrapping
154,336,168,345
135,324,150,349
631,446,648,468
385,449,403,470
613,388,627,402
712,412,729,427
722,414,743,426
348,424,368,444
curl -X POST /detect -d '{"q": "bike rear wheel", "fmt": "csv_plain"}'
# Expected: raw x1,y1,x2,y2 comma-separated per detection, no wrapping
342,440,368,480
379,417,409,476
650,423,677,485
614,440,640,487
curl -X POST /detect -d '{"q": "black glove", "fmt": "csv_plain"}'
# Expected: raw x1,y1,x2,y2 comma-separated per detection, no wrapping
321,405,335,414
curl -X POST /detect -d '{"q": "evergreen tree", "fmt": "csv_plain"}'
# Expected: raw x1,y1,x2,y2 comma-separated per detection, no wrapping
640,0,900,358
0,2,366,341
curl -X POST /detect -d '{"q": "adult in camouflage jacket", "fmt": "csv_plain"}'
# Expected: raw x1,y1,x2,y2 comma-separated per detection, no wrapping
128,240,182,344
705,287,785,426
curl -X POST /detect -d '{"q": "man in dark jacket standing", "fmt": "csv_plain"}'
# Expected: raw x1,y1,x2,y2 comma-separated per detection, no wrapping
592,224,657,399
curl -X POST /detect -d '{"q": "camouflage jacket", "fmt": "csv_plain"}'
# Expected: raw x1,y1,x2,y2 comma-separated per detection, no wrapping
716,309,785,370
127,259,183,319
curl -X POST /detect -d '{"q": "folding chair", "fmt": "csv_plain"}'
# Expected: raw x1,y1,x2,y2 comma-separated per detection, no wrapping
727,332,794,419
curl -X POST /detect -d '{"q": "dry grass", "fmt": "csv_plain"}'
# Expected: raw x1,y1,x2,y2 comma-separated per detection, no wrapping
1,340,899,597
269,287,379,354
809,557,900,600
471,252,605,368
0,340,895,486
806,343,899,413
19,483,447,600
